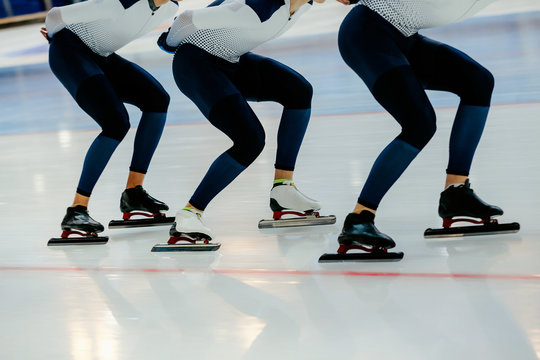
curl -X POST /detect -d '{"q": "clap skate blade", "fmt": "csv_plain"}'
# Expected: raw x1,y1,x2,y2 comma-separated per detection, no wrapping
109,211,174,229
152,232,220,252
424,218,520,238
258,210,336,229
48,230,109,246
319,244,403,262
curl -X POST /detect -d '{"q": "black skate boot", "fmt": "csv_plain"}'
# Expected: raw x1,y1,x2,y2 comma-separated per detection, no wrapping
48,206,108,246
109,186,174,229
438,180,503,222
425,180,519,238
120,185,169,214
319,211,404,262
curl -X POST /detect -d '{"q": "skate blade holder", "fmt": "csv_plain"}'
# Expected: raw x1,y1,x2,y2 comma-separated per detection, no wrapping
258,210,336,229
48,230,109,246
424,217,520,238
319,244,404,262
108,211,175,229
151,234,220,252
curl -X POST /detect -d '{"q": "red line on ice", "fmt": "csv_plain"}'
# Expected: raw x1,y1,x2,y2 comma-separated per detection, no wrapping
0,266,539,280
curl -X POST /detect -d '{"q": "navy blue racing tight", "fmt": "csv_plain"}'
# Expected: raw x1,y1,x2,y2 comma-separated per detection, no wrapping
339,5,494,210
49,29,170,197
173,44,313,210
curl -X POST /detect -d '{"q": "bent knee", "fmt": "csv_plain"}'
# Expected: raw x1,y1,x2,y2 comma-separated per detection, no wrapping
140,87,170,112
399,108,437,150
102,113,130,141
229,130,265,166
459,65,494,106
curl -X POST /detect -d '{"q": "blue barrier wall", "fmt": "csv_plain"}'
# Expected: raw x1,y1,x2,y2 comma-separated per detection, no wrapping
0,0,76,18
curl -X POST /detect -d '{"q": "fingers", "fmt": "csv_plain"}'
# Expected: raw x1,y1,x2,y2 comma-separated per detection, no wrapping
40,27,49,41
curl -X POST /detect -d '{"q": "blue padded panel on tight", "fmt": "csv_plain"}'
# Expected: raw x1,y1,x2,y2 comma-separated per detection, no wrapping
246,0,285,22
119,0,138,9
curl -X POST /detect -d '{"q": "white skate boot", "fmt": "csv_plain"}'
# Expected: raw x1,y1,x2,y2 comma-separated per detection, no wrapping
258,180,336,229
151,208,220,252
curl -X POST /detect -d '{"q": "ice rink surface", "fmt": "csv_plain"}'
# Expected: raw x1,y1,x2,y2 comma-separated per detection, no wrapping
0,1,539,359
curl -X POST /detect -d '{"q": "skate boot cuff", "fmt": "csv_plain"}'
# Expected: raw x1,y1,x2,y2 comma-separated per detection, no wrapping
272,179,293,188
345,211,375,225
70,205,88,213
182,207,203,217
124,185,144,193
443,179,470,192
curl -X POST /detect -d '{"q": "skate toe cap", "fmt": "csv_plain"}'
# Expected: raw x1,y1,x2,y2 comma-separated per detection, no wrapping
383,238,396,249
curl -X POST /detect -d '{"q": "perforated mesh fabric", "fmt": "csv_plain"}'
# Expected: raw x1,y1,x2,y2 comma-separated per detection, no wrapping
50,1,178,57
179,28,266,63
359,0,431,36
167,0,309,63
358,0,493,37
67,21,117,56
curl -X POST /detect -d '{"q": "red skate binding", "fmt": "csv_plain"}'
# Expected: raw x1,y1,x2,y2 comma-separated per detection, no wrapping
425,217,520,238
48,230,109,246
319,244,404,262
259,210,336,229
151,232,220,252
109,211,174,229
273,209,318,219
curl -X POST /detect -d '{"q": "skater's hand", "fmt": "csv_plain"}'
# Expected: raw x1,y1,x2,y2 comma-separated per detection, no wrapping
40,27,51,43
157,31,176,54
336,0,357,5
